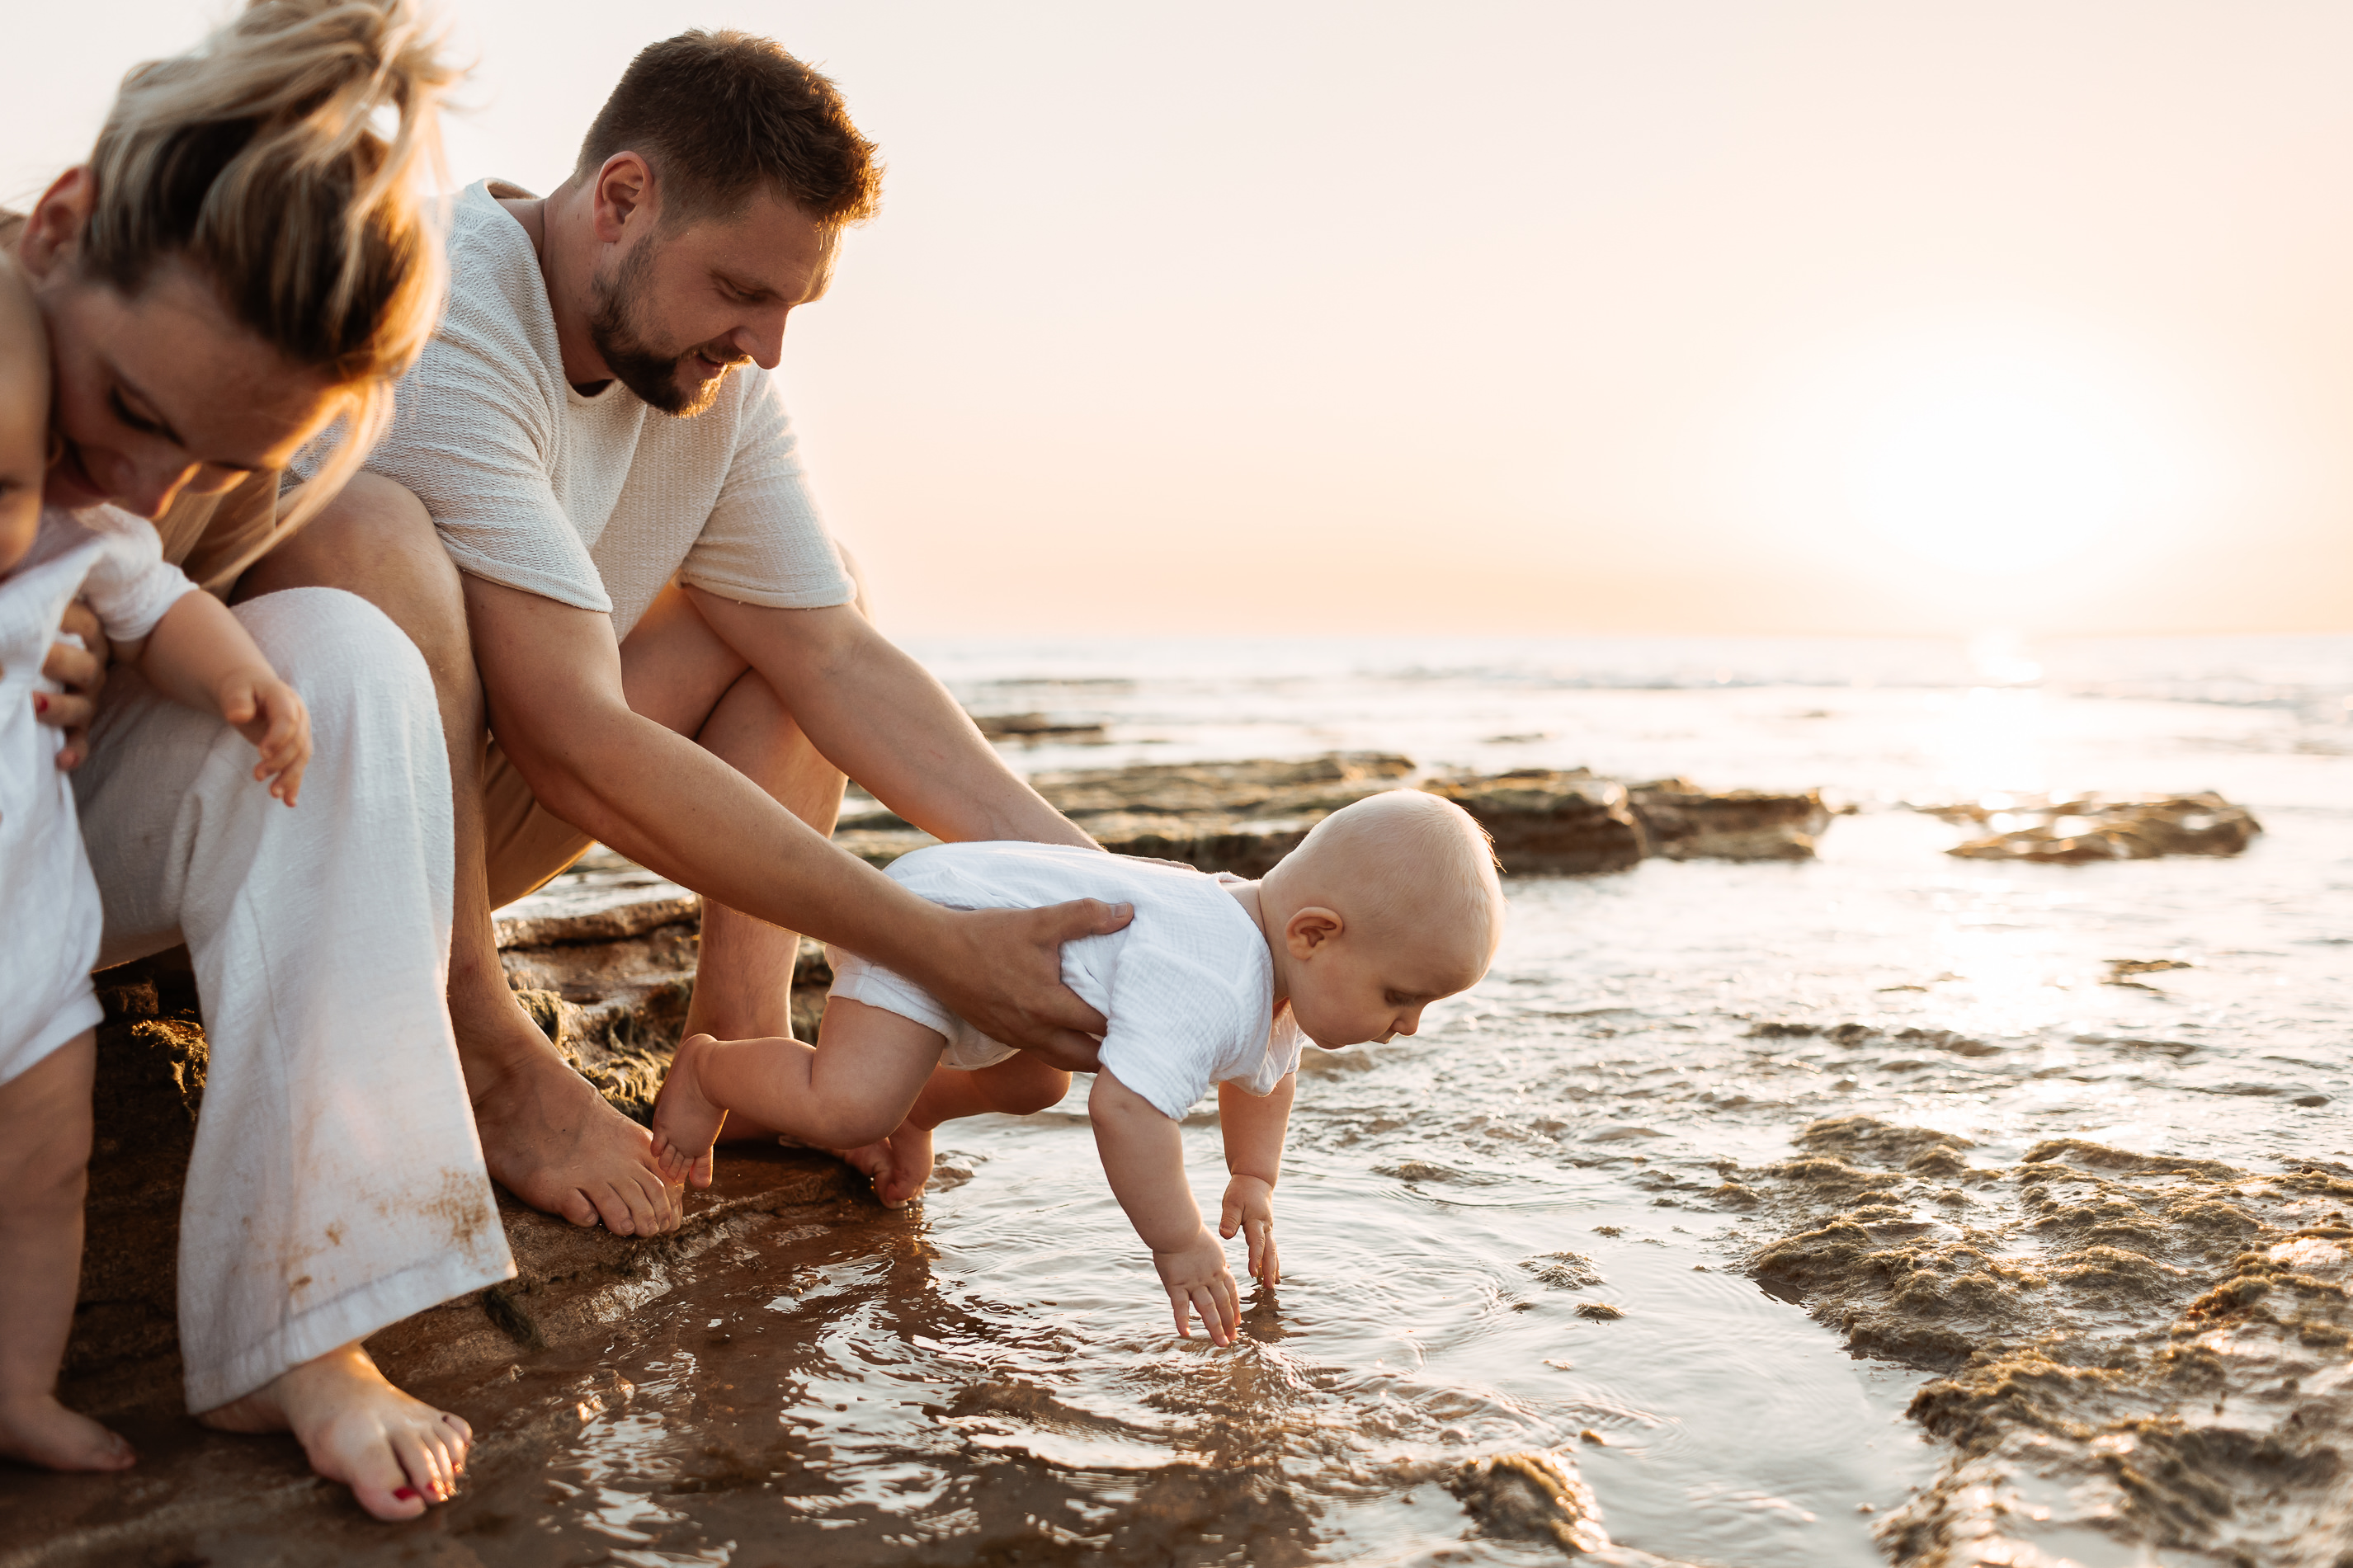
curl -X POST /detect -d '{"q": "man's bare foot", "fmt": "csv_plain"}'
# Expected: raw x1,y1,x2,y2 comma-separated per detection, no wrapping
464,1010,681,1236
833,1119,935,1209
650,1034,725,1189
197,1342,469,1522
0,1394,135,1472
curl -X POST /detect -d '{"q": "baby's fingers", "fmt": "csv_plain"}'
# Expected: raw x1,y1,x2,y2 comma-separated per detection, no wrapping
1219,1193,1243,1241
1186,1283,1230,1346
1167,1287,1195,1340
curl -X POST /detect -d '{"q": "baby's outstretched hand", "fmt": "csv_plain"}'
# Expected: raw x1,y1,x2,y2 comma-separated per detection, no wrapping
219,671,309,807
1153,1227,1240,1347
1219,1175,1280,1285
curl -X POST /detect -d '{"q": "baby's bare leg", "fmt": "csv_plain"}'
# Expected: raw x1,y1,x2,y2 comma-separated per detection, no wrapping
0,1030,134,1472
651,1000,946,1189
844,1053,1075,1210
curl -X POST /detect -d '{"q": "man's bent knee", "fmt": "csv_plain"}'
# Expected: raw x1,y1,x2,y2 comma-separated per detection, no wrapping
238,474,463,638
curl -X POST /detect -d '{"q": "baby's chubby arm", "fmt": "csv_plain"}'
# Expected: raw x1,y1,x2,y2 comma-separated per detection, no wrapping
1089,1071,1241,1346
124,592,310,805
1217,1073,1294,1287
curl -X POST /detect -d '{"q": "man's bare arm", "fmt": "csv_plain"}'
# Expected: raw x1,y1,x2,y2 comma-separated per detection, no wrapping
466,576,1125,1061
683,588,1093,850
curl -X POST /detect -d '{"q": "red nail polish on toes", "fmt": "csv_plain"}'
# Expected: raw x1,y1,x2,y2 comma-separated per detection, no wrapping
394,1486,420,1500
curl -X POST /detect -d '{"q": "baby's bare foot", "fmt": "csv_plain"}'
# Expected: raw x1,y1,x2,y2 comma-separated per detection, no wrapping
0,1393,136,1472
198,1342,469,1521
833,1122,934,1209
649,1033,725,1189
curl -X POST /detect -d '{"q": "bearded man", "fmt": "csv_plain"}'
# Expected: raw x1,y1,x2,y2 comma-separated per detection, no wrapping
236,30,1125,1235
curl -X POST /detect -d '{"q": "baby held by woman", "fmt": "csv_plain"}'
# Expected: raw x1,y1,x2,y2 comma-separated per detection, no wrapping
653,789,1504,1345
0,259,310,1471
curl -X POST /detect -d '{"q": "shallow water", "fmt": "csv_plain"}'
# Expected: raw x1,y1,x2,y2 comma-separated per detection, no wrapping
456,635,2351,1566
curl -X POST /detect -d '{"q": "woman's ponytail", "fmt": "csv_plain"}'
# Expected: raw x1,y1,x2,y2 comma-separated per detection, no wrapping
80,0,460,522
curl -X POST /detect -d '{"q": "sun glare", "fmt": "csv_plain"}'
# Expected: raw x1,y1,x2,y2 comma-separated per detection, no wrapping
1841,348,2178,576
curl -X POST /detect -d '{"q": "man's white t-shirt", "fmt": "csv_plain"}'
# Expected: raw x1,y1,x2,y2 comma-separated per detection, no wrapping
362,181,854,642
823,842,1306,1120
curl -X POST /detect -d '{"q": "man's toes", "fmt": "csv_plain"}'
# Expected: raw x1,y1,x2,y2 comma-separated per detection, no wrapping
557,1187,601,1228
592,1183,641,1236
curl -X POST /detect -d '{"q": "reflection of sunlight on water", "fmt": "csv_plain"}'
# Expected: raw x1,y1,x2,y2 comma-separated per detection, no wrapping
1932,629,2054,804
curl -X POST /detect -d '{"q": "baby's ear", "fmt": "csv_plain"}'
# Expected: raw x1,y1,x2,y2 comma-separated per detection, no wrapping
1284,906,1343,959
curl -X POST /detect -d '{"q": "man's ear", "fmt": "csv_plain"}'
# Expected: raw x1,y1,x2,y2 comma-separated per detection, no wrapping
1284,906,1343,962
590,153,655,244
18,167,95,282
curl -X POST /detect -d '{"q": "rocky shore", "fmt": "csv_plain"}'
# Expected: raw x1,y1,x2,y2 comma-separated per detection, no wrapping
1731,1112,2352,1564
18,752,2294,1564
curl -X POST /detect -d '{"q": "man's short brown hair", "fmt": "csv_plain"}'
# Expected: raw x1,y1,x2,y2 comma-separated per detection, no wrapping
576,31,881,227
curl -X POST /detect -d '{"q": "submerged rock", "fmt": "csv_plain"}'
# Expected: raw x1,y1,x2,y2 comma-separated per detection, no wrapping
1732,1114,2353,1566
1928,792,2263,863
1447,1448,1611,1554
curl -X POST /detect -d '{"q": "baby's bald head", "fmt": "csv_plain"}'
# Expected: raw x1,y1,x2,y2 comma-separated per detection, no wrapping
0,257,50,574
1271,789,1504,978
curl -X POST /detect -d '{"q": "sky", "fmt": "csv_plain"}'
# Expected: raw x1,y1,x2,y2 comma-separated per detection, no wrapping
9,2,2353,638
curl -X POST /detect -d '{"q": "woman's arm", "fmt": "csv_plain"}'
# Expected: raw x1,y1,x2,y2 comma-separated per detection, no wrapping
1089,1071,1240,1345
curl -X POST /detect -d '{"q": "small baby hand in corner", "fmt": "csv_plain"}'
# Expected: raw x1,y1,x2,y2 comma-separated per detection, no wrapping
1153,1227,1241,1347
219,670,309,806
1219,1175,1280,1286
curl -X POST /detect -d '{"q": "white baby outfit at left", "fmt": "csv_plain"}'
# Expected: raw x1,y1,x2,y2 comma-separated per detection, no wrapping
826,842,1306,1120
0,506,196,1084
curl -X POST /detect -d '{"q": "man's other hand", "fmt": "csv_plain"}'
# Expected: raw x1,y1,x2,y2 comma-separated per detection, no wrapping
927,900,1133,1071
38,601,111,770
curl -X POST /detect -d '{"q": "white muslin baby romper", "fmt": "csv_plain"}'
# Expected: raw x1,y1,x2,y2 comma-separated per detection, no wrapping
825,841,1305,1119
0,506,195,1082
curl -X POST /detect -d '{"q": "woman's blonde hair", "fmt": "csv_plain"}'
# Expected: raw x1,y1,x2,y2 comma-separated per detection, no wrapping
79,0,457,525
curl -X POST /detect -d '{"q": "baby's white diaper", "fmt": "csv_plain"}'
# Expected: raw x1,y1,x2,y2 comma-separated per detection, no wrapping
822,946,1018,1071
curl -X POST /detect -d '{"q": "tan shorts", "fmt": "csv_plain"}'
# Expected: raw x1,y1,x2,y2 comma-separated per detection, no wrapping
483,739,597,909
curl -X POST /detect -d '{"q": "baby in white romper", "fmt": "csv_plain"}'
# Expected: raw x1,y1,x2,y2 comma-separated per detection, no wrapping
653,789,1505,1346
0,258,310,1472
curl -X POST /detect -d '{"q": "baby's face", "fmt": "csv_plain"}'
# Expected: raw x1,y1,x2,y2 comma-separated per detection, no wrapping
1285,920,1492,1051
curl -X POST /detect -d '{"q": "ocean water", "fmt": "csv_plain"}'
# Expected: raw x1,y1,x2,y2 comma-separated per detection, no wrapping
475,634,2353,1566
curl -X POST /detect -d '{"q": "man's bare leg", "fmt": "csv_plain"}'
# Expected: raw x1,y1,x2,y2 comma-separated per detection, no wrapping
242,476,676,1236
198,1342,470,1521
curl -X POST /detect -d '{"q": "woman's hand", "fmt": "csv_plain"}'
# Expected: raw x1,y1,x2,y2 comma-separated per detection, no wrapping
1153,1226,1241,1346
1218,1175,1280,1286
36,601,111,770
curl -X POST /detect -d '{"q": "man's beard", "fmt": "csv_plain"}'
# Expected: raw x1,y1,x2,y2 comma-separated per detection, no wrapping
586,244,739,417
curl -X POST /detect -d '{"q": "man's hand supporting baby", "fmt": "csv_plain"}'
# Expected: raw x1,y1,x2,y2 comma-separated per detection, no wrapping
1088,1071,1242,1347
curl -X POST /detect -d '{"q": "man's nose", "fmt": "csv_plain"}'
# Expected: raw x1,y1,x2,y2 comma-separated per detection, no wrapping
734,316,785,371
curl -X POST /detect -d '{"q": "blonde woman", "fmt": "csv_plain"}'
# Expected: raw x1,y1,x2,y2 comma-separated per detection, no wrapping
8,0,511,1519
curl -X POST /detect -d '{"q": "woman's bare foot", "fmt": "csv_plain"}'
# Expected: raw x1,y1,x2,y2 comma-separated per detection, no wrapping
0,1393,135,1472
649,1033,726,1189
197,1342,471,1521
833,1119,935,1208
